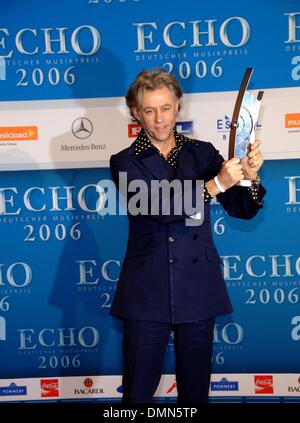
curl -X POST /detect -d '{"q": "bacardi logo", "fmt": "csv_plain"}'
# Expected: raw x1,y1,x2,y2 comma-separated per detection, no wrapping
74,378,104,395
84,378,93,388
288,376,300,393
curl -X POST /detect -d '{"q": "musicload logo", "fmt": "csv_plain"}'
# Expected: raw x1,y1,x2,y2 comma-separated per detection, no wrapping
285,113,300,131
0,126,38,141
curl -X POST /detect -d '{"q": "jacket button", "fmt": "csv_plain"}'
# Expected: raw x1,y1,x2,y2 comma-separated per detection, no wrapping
193,257,198,263
193,234,198,240
169,236,175,242
169,258,174,264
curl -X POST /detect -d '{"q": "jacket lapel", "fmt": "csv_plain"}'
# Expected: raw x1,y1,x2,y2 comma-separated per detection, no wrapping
127,137,200,181
127,142,173,180
141,154,173,180
175,144,199,181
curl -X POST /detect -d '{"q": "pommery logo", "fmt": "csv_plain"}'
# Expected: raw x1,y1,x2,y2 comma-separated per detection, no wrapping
0,383,27,396
211,377,239,391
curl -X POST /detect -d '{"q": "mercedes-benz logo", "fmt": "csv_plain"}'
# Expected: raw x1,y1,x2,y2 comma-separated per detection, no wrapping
72,117,93,139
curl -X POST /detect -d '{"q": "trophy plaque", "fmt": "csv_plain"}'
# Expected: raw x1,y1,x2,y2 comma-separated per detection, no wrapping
229,68,264,186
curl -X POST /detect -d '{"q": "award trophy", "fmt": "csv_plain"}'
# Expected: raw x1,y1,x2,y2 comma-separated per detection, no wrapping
229,68,264,186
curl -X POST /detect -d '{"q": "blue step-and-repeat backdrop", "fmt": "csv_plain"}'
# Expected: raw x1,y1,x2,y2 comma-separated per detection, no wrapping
0,0,299,402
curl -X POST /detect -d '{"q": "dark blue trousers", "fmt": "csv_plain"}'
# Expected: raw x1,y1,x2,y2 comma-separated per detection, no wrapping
121,318,215,403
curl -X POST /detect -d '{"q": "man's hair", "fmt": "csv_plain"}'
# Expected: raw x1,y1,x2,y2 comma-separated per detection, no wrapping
125,68,183,122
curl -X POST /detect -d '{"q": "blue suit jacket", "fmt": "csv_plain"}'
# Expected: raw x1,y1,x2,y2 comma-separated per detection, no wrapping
110,138,266,323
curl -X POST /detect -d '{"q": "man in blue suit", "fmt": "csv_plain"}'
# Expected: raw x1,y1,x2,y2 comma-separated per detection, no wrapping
110,69,266,403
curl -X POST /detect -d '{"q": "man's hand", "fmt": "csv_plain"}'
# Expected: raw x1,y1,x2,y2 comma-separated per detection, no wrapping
217,157,244,190
207,140,264,196
241,139,264,181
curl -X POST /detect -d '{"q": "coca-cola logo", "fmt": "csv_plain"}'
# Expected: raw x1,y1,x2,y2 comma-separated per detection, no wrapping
254,375,273,394
255,378,272,387
40,379,59,397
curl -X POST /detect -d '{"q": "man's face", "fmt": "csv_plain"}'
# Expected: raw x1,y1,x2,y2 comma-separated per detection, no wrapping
133,86,179,145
